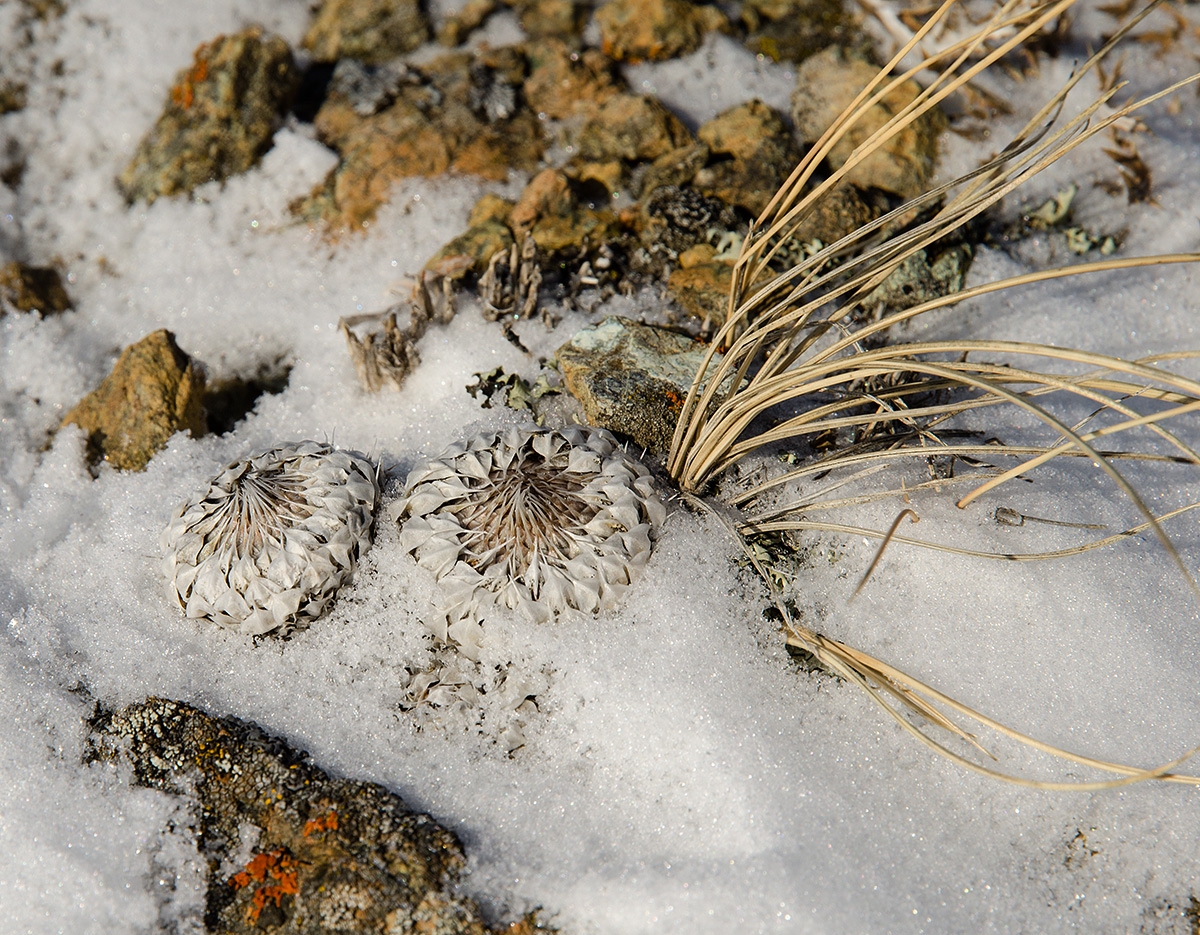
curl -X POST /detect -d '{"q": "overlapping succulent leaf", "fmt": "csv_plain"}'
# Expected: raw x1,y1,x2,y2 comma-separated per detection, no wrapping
162,441,379,635
394,426,665,656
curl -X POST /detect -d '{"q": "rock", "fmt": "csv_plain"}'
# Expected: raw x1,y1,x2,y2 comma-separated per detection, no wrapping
303,0,430,63
426,193,516,279
0,261,72,316
862,242,972,315
508,168,620,256
787,182,886,246
297,46,543,233
791,45,945,201
0,79,26,115
119,28,300,204
437,0,497,45
557,315,725,453
693,99,803,215
522,40,622,121
632,184,739,277
509,0,590,40
742,0,863,63
572,93,693,164
638,142,710,197
667,262,735,324
85,698,532,935
595,0,728,63
59,329,206,472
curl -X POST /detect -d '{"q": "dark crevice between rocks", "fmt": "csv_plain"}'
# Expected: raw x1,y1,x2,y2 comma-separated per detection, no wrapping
203,357,293,436
291,61,336,124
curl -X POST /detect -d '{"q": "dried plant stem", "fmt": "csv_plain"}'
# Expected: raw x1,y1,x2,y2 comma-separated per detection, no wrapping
692,494,1200,789
665,0,1200,786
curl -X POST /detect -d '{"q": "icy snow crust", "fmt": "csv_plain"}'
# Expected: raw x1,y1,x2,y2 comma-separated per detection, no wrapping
2,1,1200,932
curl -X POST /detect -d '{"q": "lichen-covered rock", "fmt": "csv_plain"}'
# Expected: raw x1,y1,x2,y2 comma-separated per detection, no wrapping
792,45,945,201
60,329,206,472
426,193,516,279
863,243,973,315
742,0,863,64
119,28,300,204
631,184,739,277
508,0,590,40
303,0,430,63
572,93,693,164
787,182,886,246
557,315,725,453
297,46,543,233
85,698,510,935
692,99,803,215
0,261,72,316
508,168,620,256
595,0,728,63
522,40,622,121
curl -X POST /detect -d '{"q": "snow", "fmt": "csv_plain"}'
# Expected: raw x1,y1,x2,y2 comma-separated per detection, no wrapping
2,1,1200,933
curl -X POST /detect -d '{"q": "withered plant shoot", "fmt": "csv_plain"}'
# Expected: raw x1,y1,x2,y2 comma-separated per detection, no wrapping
669,0,1200,788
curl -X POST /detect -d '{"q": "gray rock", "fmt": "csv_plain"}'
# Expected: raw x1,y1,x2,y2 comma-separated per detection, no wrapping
118,28,299,204
557,315,729,454
86,698,503,935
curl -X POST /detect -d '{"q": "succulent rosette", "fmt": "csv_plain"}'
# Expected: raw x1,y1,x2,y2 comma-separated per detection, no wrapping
162,441,379,635
394,425,666,655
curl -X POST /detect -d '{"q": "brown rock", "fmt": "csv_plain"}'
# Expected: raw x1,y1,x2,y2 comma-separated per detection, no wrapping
437,0,497,46
668,261,735,324
426,217,514,280
85,699,542,935
303,0,430,63
522,40,622,121
470,192,515,228
792,45,946,201
118,29,299,204
573,93,693,164
509,168,620,255
638,142,710,198
0,79,26,115
567,160,624,197
60,329,206,472
0,262,72,316
509,0,590,39
742,0,863,64
693,99,803,215
298,46,543,233
595,0,728,63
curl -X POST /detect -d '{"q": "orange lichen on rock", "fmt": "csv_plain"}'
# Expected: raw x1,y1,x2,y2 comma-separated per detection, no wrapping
230,849,300,925
169,47,210,109
302,810,339,836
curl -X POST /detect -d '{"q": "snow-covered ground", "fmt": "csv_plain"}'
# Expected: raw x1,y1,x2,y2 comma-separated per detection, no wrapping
2,1,1200,933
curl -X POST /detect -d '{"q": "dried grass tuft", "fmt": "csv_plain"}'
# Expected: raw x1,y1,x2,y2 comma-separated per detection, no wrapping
669,0,1200,786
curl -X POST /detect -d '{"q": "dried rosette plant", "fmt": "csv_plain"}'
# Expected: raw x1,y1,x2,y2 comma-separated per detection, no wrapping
162,441,379,635
394,425,665,657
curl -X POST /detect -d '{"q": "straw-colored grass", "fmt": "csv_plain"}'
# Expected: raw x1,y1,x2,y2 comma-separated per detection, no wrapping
668,0,1200,787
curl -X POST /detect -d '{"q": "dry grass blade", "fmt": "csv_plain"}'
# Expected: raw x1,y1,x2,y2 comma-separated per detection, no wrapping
693,493,1200,789
665,0,1200,786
